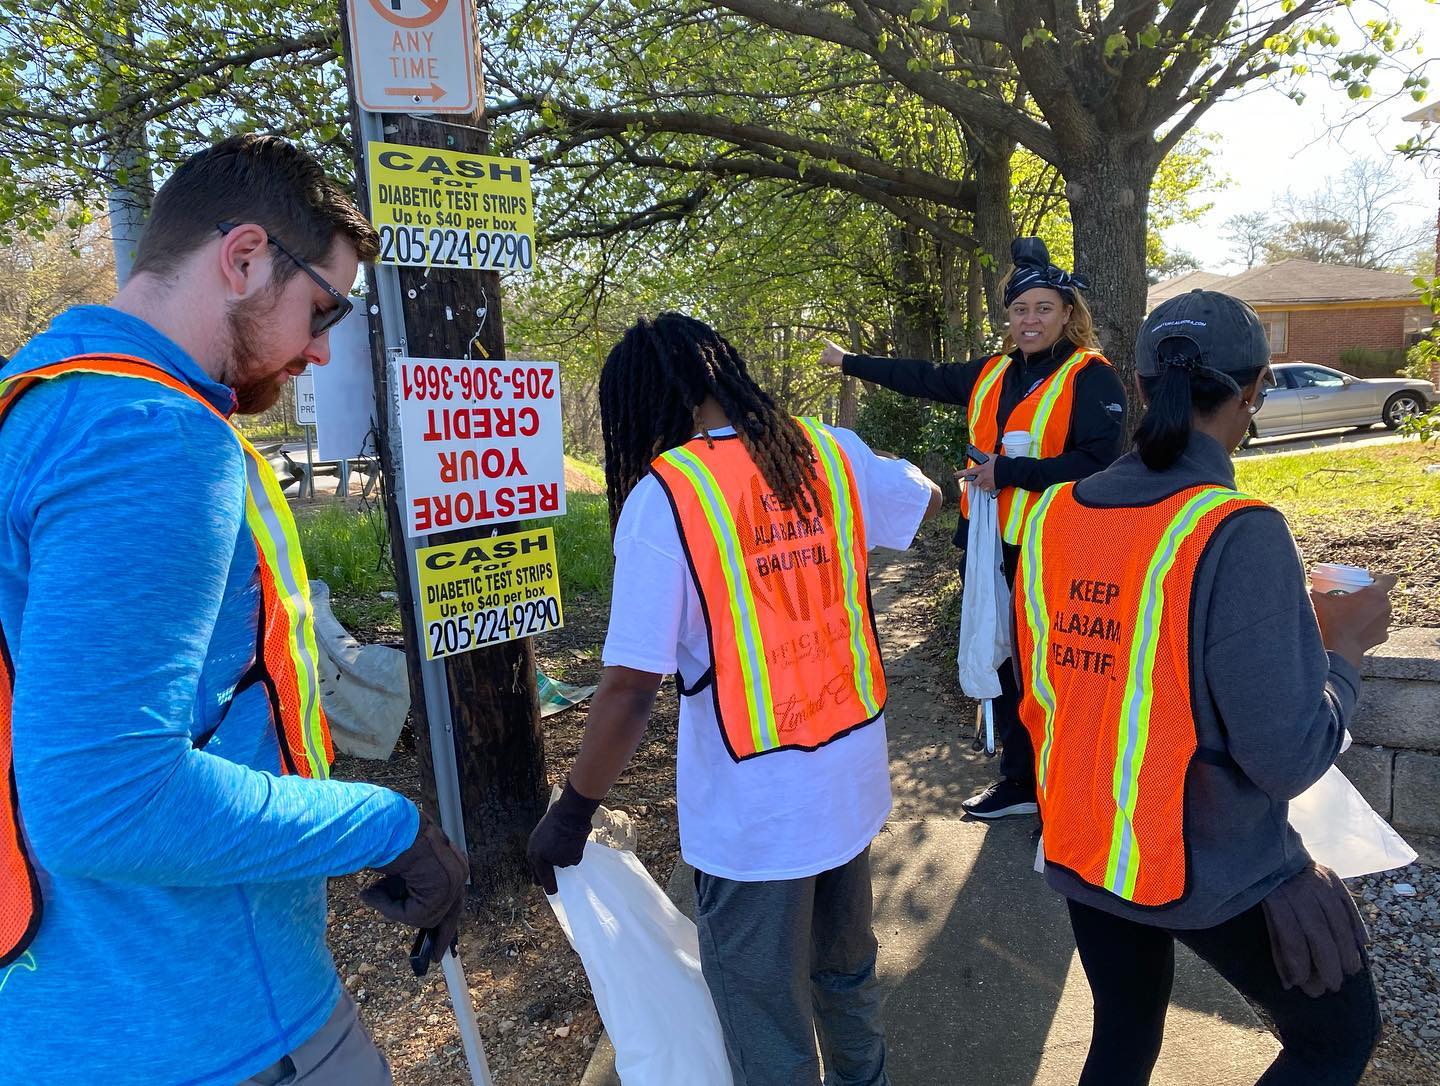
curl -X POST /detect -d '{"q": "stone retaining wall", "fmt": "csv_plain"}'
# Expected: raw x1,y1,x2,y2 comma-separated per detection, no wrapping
1334,627,1440,838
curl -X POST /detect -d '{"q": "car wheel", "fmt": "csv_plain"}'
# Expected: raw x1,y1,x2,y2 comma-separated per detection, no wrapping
1383,392,1425,429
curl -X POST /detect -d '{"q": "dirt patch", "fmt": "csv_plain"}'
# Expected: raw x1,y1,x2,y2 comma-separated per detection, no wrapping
563,458,605,495
1287,511,1440,628
327,588,677,1086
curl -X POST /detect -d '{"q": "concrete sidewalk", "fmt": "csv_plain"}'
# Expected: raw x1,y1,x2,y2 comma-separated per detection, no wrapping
580,546,1281,1084
580,816,1279,1086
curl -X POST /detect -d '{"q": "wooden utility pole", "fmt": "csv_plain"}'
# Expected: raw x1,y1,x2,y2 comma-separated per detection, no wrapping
339,4,547,902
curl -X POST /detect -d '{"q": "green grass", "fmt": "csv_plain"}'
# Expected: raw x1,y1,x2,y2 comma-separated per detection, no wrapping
295,502,394,597
1234,443,1440,520
538,490,613,595
237,418,304,443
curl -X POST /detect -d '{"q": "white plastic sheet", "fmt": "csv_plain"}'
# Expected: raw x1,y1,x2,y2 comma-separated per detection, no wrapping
957,485,1011,700
1289,765,1417,879
548,842,732,1086
1033,765,1418,882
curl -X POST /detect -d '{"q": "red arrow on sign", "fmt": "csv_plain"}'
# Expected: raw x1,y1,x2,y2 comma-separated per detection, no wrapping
384,82,447,101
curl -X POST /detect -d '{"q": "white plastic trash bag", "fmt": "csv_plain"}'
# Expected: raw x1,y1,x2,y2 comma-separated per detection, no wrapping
548,842,732,1086
957,486,1011,699
1289,765,1417,879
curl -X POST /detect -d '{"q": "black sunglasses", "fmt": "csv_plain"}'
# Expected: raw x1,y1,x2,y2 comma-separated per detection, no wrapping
217,222,353,338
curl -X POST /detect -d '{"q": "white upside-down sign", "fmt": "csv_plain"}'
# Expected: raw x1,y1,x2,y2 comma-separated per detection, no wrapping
392,356,566,537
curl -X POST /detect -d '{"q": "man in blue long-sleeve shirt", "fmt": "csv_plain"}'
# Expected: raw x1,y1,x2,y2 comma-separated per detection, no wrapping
0,135,465,1084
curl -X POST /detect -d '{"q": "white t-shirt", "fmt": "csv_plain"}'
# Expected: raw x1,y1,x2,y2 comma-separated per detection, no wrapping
602,424,933,880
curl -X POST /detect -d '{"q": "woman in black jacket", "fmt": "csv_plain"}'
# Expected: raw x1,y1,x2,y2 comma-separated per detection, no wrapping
819,237,1127,818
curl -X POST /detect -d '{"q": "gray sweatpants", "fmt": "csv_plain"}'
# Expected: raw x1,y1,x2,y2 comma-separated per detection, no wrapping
237,990,392,1085
693,846,889,1086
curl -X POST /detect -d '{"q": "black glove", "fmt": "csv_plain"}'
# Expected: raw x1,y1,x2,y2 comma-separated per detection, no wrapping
1260,862,1368,998
360,809,469,964
526,780,601,895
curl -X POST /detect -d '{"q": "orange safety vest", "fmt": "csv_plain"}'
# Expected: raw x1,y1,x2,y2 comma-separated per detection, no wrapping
1013,482,1267,908
649,418,887,761
0,355,333,967
961,348,1109,545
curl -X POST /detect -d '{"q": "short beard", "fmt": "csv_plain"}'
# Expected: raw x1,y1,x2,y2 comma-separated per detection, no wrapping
224,290,292,415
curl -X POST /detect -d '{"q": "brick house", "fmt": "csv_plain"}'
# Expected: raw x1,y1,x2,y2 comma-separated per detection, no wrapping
1147,260,1430,368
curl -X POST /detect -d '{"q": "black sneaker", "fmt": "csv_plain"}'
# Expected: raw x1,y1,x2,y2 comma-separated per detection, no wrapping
962,778,1038,819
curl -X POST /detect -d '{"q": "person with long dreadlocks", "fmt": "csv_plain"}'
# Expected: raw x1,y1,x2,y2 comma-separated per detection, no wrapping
528,312,940,1086
819,237,1128,821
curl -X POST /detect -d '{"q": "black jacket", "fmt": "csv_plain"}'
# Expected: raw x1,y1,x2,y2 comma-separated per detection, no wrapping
843,338,1129,566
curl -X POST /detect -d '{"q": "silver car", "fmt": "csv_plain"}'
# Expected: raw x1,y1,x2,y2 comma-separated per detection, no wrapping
1247,363,1438,443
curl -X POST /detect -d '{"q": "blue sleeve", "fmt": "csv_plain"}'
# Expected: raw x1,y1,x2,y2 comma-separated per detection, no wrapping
11,395,418,885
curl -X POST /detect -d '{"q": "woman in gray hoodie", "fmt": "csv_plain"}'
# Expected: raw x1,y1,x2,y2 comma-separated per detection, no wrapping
1012,289,1392,1085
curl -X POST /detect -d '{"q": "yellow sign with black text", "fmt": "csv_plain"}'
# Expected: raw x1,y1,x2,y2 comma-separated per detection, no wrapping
367,141,535,272
416,528,563,660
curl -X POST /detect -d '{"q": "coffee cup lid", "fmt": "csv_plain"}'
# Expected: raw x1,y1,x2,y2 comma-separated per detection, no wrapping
1310,563,1373,585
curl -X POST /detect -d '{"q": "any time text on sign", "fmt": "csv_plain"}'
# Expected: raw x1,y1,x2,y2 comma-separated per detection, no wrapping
346,0,480,114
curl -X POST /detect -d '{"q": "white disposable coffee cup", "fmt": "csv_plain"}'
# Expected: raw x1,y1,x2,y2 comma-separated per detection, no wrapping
1002,430,1034,457
1310,563,1374,596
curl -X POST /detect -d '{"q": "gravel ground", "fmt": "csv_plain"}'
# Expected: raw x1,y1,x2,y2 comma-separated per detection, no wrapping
1356,862,1440,1083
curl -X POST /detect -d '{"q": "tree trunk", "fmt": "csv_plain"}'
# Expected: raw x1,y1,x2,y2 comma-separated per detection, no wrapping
887,224,940,360
837,315,862,429
99,11,154,286
968,128,1016,335
966,258,985,358
1065,149,1155,384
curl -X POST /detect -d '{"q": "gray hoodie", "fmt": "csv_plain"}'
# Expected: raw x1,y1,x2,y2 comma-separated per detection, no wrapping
1031,433,1359,930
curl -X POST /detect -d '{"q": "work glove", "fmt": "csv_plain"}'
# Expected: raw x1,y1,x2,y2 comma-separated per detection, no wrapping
1260,862,1368,998
526,780,601,895
360,809,469,964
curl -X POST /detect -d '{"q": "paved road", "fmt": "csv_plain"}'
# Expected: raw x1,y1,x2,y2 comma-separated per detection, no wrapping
1237,425,1404,459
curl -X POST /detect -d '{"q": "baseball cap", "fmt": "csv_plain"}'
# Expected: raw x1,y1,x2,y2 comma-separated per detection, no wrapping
1135,289,1271,378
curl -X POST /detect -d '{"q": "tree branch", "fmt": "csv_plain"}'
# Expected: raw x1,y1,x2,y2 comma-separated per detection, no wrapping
709,0,1059,161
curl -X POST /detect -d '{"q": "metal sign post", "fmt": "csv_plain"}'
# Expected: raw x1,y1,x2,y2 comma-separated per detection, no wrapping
359,104,494,1086
294,373,319,499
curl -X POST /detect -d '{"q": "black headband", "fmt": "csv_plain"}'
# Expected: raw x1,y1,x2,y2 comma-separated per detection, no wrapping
1004,263,1090,307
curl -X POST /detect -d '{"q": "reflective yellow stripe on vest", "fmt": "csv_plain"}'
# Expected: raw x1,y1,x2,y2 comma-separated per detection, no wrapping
967,356,1009,438
1000,351,1093,544
797,418,882,718
1017,484,1066,791
238,432,330,778
1104,486,1245,899
660,446,779,753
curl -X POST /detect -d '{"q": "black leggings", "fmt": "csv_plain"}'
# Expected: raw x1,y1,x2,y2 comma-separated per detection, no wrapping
1067,898,1380,1086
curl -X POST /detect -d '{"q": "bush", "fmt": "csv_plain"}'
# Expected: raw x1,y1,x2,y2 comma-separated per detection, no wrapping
1405,339,1439,383
855,386,968,468
1400,405,1440,444
1337,347,1407,378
